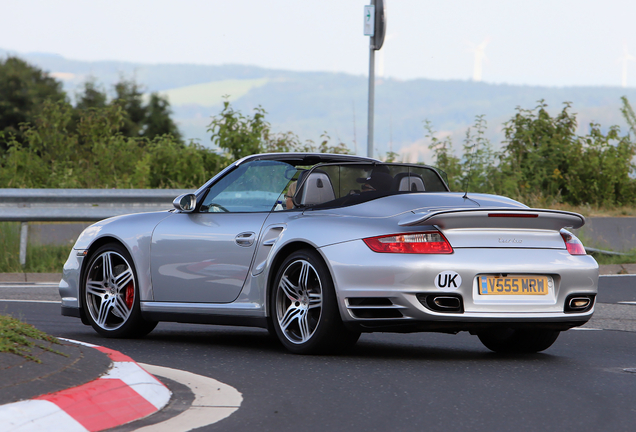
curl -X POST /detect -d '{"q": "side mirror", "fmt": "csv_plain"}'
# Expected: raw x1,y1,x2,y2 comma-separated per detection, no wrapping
173,193,196,212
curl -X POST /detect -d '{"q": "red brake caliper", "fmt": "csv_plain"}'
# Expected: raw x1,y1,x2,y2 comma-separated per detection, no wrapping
124,282,134,309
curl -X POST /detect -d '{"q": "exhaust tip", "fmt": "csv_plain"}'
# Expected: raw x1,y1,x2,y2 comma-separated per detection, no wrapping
433,296,462,309
418,294,464,313
564,294,595,313
569,298,590,309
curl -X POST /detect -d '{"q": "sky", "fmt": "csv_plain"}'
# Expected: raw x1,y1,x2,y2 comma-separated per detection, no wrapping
3,0,636,88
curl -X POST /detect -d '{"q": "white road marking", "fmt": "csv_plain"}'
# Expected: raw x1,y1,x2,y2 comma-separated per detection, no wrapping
58,338,98,348
571,327,603,331
599,274,636,278
618,301,636,305
135,363,243,432
0,299,61,304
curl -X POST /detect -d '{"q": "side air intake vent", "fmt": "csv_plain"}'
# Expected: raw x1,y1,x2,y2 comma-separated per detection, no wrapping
346,297,404,319
347,298,393,307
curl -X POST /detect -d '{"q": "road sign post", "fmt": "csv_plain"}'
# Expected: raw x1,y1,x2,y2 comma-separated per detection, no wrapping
365,0,386,158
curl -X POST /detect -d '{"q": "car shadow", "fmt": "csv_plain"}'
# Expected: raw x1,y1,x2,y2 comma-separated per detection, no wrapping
122,324,566,364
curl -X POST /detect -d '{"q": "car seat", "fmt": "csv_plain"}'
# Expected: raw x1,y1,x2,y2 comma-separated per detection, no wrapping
392,172,426,191
296,169,336,205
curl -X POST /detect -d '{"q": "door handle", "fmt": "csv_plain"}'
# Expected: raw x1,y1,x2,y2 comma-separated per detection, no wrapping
235,232,256,247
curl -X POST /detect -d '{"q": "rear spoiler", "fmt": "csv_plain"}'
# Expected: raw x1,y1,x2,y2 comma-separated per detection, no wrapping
398,208,585,230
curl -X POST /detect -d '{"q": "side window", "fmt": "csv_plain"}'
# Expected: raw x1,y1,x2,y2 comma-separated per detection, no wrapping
419,168,448,192
200,161,296,213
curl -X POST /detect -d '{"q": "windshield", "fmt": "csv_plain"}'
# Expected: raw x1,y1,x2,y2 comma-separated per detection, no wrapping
292,163,448,209
201,160,296,212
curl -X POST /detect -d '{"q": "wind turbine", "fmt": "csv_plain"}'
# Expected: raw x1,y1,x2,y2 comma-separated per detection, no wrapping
471,38,490,82
377,33,397,78
619,43,635,88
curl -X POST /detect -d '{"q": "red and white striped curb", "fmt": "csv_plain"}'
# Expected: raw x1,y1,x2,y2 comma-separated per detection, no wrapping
0,339,171,432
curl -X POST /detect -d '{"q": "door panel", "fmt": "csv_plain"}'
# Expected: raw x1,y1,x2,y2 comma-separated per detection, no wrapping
150,212,269,303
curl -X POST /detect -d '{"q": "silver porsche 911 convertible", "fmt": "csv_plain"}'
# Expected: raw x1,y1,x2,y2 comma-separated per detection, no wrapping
59,153,598,354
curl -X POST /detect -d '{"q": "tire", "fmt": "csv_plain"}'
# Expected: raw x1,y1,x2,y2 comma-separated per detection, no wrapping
477,327,560,353
81,243,157,338
270,249,360,354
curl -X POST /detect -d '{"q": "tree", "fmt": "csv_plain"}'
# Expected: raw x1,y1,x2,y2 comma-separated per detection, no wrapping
208,99,350,160
424,120,462,190
74,78,182,141
0,100,222,189
208,100,269,160
143,93,182,140
112,79,147,138
498,101,579,201
460,115,497,194
496,100,636,206
75,80,107,110
0,56,67,150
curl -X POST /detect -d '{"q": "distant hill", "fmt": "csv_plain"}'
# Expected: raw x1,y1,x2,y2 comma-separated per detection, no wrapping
3,48,636,162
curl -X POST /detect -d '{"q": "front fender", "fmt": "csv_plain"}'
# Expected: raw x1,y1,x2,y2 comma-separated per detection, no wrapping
70,211,173,303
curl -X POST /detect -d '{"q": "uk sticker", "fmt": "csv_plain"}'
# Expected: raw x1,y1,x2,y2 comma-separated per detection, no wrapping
435,271,462,290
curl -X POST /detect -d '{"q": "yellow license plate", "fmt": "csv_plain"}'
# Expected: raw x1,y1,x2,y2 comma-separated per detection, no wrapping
479,276,549,295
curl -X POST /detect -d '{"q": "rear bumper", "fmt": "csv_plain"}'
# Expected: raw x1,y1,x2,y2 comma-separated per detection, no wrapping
343,318,592,334
320,240,598,330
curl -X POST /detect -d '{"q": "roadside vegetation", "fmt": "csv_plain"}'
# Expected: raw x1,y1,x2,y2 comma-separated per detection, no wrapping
426,98,636,208
0,313,66,362
588,250,636,266
0,222,70,273
2,56,636,268
2,56,636,208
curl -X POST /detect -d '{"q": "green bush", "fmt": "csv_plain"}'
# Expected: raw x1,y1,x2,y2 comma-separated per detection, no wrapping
497,101,636,206
0,101,226,189
208,99,350,160
427,99,636,207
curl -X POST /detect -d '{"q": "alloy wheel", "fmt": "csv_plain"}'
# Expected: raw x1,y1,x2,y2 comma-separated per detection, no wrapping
85,250,136,331
275,259,323,344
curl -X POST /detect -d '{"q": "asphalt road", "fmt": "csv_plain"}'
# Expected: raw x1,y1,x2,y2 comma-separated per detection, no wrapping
1,277,636,432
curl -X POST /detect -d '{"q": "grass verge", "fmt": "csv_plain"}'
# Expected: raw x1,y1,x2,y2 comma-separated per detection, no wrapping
0,314,67,362
0,222,70,273
588,250,636,266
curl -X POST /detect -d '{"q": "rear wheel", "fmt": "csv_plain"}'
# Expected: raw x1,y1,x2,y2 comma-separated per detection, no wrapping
477,328,560,353
270,249,360,354
82,243,157,338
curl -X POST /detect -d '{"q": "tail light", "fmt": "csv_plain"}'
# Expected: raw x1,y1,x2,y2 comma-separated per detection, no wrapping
363,231,453,254
560,229,586,255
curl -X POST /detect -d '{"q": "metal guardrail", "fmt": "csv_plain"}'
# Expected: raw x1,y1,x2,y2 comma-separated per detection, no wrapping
2,189,630,267
585,247,628,256
0,189,192,222
0,189,192,266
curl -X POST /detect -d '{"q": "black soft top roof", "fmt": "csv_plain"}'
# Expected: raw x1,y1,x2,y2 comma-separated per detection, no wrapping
236,152,379,166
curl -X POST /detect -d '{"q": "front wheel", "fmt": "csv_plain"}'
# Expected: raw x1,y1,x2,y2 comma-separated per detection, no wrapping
477,328,560,353
270,249,360,354
82,243,157,338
